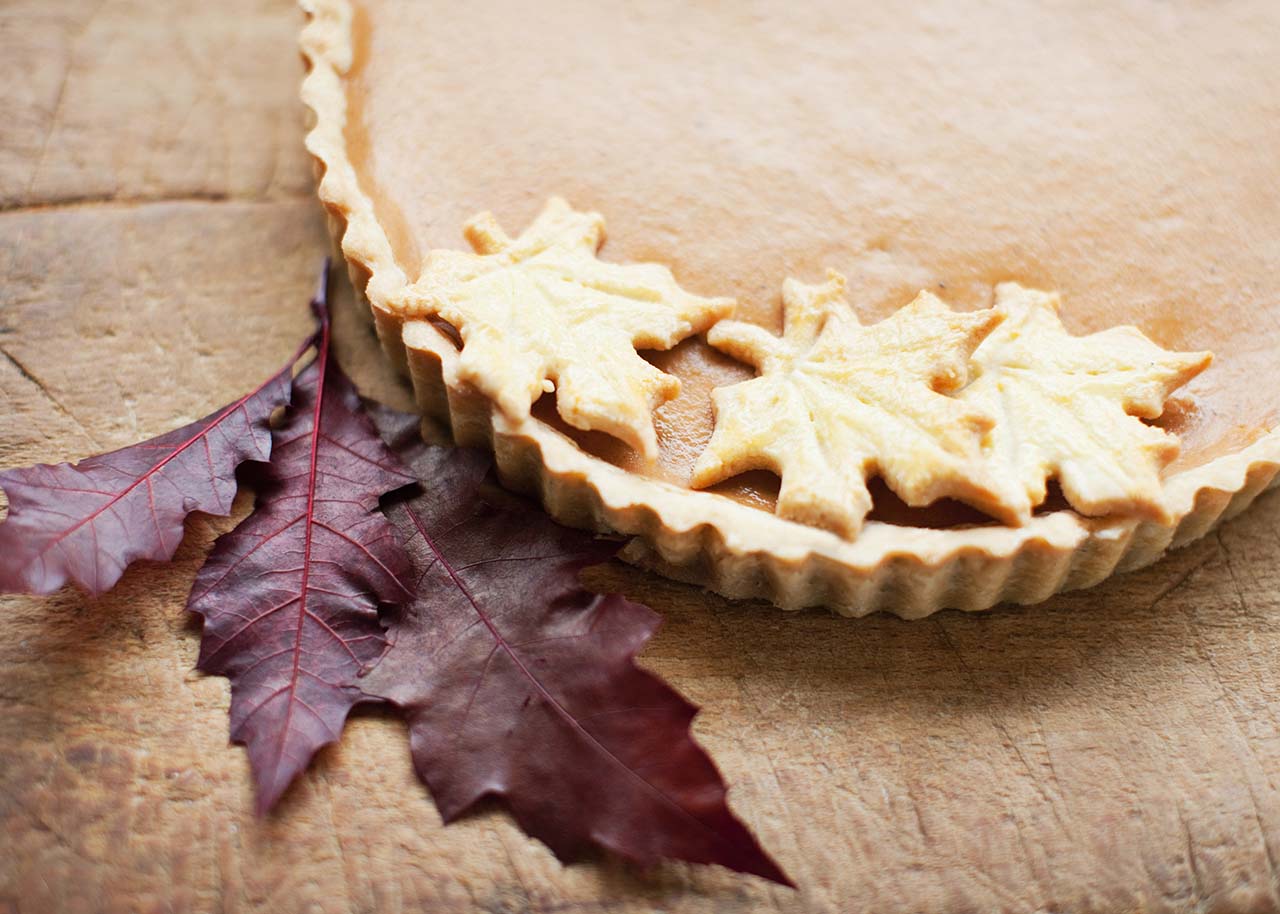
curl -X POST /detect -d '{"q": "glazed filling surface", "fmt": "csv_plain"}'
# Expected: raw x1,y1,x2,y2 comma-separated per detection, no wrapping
343,0,1280,521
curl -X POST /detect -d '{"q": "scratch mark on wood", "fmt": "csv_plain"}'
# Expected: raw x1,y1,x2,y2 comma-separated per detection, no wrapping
1214,530,1253,619
1180,806,1205,905
1144,551,1215,613
23,0,112,201
932,619,1070,830
0,345,101,449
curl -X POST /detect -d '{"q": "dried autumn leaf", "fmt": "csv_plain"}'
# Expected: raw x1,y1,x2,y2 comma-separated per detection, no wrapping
959,283,1212,521
692,270,1017,538
401,197,733,458
360,406,791,886
187,282,415,813
0,334,313,597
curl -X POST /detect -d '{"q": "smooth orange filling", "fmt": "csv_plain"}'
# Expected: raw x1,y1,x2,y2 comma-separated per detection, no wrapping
342,0,1280,522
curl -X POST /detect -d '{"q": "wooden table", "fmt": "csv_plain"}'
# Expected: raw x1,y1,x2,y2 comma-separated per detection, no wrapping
2,3,1278,912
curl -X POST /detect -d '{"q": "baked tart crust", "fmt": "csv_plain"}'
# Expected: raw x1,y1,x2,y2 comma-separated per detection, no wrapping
299,0,1280,616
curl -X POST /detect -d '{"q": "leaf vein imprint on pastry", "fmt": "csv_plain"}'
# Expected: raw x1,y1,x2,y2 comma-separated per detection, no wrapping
401,197,734,458
958,283,1211,523
691,269,1020,539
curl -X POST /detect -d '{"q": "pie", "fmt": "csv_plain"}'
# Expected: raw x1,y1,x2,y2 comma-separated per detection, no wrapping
298,0,1280,616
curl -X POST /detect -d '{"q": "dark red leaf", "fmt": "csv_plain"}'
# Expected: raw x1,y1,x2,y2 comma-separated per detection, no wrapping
187,283,415,814
0,330,314,597
361,406,792,886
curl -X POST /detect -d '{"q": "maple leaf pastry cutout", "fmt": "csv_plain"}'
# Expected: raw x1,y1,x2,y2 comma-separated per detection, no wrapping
402,197,733,458
958,283,1212,523
691,270,1022,539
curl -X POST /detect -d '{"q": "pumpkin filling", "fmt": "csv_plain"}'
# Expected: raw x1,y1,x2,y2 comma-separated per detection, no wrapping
341,0,1280,527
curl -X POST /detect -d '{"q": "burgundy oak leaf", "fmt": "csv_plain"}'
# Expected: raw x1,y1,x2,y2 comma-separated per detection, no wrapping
0,335,314,597
187,285,415,814
361,407,792,886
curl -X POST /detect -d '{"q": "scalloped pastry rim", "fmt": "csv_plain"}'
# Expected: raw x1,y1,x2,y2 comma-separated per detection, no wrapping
298,0,1280,616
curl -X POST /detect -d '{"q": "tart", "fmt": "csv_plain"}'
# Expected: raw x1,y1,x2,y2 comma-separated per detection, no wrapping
299,0,1280,616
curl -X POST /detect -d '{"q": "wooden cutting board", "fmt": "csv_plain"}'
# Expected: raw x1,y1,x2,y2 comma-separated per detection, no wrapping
2,3,1277,912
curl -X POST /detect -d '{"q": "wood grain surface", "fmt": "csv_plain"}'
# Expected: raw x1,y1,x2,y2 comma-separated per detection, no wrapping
2,3,1278,913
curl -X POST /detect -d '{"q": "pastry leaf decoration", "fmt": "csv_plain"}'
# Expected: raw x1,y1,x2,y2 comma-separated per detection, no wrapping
691,271,1019,539
403,197,733,459
958,283,1212,522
